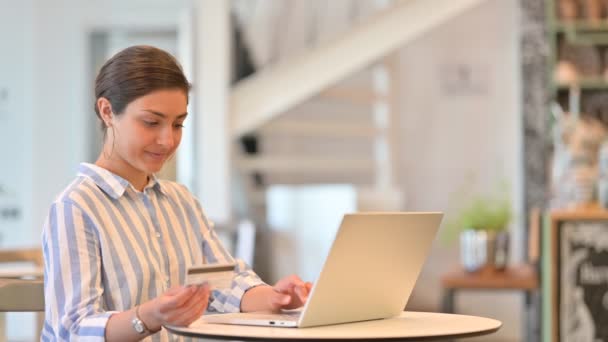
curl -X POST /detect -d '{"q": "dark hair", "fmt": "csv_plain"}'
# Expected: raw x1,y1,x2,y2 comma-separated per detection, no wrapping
94,45,191,129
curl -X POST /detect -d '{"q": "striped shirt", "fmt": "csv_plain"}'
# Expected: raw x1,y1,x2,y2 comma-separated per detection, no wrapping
41,163,265,341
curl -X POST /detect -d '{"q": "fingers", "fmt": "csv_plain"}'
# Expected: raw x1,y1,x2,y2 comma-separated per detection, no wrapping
305,282,313,292
159,284,211,326
269,291,291,311
164,286,185,296
185,285,210,324
294,285,307,303
158,286,196,314
274,274,306,293
166,285,210,326
272,275,313,310
191,288,210,322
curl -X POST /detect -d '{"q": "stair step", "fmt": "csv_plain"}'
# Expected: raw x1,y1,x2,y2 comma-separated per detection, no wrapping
356,187,405,211
244,187,405,210
236,156,374,173
261,120,379,138
317,87,385,105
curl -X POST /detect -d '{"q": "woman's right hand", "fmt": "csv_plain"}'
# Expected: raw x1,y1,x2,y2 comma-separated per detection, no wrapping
140,283,211,332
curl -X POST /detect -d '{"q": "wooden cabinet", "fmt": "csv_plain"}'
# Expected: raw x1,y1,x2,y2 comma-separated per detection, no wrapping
546,0,608,121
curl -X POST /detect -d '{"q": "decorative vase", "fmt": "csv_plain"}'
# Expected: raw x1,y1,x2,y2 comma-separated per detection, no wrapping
559,0,579,21
493,231,510,271
460,229,487,272
584,0,603,22
460,229,509,272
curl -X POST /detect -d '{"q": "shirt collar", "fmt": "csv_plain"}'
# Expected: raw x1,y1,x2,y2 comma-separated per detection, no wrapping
77,163,166,199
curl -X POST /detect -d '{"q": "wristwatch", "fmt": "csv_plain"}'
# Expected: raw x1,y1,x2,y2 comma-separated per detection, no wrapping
132,306,150,335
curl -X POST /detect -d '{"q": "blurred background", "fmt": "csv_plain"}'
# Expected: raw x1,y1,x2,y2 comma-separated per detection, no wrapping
0,0,590,341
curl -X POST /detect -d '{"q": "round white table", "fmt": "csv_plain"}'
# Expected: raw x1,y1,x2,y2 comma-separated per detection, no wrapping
165,311,501,341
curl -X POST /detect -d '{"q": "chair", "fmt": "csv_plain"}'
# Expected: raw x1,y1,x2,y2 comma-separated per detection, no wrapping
0,248,44,342
0,278,45,311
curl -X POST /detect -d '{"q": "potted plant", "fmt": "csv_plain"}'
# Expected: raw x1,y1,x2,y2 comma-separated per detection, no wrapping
444,182,513,272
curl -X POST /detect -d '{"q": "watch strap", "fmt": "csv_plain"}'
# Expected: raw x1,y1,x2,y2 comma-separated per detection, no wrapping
133,305,151,334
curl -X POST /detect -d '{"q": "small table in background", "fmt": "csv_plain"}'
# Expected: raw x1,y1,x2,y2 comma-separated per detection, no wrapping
440,264,539,342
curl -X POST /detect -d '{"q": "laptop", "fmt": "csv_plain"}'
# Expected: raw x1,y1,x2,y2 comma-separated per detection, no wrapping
201,212,442,328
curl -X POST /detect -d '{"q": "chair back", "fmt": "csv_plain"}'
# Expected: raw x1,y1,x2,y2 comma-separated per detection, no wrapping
0,278,44,312
0,248,43,268
0,247,44,311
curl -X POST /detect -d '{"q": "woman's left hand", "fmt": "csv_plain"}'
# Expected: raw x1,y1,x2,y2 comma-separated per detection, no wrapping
269,275,313,310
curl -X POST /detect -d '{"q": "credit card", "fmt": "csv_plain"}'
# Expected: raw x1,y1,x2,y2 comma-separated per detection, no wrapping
186,263,236,289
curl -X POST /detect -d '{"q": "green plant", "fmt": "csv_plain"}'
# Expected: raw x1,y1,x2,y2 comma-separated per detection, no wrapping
442,180,513,243
455,196,512,231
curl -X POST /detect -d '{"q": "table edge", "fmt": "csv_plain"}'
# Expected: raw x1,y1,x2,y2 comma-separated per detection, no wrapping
165,325,501,341
164,312,502,341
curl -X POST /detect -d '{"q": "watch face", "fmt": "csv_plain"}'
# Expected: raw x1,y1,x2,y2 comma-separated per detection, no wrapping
133,318,145,334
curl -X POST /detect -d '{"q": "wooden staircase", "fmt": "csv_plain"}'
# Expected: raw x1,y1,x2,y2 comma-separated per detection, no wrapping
187,0,487,224
233,59,404,223
230,0,486,137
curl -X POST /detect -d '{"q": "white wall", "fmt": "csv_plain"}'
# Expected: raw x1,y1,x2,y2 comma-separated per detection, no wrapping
1,1,191,339
0,1,37,339
24,0,191,244
397,1,522,341
0,0,34,247
0,0,193,243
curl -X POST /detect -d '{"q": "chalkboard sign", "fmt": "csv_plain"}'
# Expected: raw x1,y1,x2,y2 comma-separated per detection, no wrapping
559,221,608,341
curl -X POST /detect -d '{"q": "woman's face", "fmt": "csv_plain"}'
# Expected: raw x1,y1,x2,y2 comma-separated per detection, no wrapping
107,89,188,177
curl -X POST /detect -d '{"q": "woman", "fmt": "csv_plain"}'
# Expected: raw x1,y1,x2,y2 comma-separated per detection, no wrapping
41,45,312,341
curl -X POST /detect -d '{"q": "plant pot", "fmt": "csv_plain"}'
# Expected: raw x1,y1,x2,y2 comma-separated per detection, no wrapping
460,229,487,272
460,229,509,272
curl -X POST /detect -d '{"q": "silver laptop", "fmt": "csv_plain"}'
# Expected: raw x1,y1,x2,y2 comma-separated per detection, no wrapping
202,212,442,328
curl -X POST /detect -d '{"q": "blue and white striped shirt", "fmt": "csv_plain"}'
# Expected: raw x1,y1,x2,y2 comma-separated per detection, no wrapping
41,163,265,341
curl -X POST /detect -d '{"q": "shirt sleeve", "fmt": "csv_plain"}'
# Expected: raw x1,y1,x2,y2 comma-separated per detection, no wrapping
42,200,118,341
193,200,266,313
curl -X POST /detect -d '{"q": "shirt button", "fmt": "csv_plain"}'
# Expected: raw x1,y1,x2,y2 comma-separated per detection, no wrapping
155,232,161,238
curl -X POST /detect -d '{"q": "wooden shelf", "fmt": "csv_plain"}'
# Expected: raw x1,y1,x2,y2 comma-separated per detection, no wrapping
549,203,608,220
555,20,608,33
554,22,608,44
441,264,538,290
556,78,608,90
